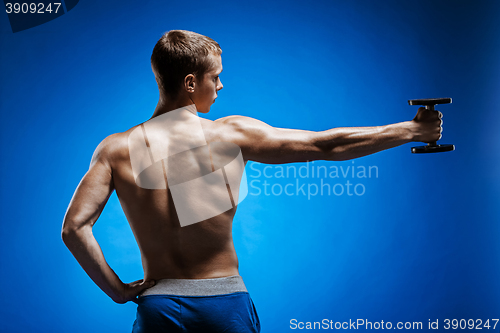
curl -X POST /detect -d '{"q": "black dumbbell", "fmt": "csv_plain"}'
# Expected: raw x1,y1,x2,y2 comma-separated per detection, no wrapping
408,98,455,154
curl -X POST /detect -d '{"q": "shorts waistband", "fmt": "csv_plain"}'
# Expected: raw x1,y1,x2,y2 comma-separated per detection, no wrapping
139,275,248,297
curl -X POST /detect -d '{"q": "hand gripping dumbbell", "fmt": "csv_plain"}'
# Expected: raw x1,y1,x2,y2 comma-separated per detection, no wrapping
408,98,455,153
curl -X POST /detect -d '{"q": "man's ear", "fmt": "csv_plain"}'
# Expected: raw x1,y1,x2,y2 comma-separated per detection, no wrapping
184,74,196,93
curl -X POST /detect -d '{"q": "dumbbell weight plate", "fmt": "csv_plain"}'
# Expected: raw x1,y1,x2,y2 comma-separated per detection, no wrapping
408,98,452,106
411,144,455,153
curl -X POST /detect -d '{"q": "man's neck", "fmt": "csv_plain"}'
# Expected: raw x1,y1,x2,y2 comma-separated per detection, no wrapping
150,94,194,119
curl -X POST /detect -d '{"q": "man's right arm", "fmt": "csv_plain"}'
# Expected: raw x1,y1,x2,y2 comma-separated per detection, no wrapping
62,135,154,303
215,107,442,163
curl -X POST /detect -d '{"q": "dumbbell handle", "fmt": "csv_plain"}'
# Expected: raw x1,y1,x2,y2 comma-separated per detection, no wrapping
424,104,437,147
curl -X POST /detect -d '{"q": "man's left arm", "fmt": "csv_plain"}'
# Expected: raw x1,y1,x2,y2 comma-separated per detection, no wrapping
62,135,154,304
214,108,440,163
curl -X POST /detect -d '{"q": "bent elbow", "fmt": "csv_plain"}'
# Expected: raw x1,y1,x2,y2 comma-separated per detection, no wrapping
61,219,86,245
61,224,76,245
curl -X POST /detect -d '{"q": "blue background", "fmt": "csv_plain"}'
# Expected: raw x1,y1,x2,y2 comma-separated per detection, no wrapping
0,0,499,332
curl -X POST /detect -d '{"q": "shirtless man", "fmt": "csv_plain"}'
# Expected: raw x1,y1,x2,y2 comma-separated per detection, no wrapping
62,30,443,333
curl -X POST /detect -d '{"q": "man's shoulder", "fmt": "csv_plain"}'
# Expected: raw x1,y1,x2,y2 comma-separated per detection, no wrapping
91,128,137,165
198,115,272,152
213,115,266,126
206,115,269,135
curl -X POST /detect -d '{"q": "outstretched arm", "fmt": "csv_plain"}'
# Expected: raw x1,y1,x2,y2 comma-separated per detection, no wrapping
216,107,442,163
61,135,154,303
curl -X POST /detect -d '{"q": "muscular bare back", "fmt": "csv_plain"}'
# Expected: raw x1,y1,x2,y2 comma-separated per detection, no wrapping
108,108,245,281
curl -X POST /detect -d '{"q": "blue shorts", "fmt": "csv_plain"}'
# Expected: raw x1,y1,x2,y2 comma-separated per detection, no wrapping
132,275,261,333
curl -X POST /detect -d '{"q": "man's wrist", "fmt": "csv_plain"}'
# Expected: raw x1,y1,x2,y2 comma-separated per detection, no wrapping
397,121,417,142
110,279,127,303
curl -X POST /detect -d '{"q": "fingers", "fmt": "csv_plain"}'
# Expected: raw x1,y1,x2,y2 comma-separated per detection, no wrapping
134,280,156,293
432,110,443,120
129,279,144,287
145,280,156,288
130,280,155,302
413,108,445,143
122,279,156,304
437,110,443,137
415,107,442,122
129,279,155,287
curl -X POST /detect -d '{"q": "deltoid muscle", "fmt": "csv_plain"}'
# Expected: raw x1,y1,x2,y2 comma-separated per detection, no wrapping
128,104,248,227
